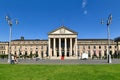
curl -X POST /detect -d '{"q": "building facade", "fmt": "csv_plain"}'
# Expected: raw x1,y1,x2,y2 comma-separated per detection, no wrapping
0,26,120,59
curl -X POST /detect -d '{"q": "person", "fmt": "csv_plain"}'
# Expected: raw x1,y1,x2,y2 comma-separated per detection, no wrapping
11,55,15,64
14,55,18,64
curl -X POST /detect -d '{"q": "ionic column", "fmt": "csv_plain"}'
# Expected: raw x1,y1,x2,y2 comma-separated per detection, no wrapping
75,38,78,56
70,38,72,56
59,38,61,56
53,38,56,56
48,38,51,57
65,38,67,56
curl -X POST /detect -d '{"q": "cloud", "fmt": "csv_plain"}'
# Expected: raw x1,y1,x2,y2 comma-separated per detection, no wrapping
82,0,88,15
82,0,87,8
84,10,87,15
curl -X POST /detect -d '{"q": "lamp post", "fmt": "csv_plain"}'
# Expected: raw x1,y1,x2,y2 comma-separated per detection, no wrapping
5,15,19,63
101,14,112,63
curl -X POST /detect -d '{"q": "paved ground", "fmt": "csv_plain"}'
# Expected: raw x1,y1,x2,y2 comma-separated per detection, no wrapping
0,58,120,64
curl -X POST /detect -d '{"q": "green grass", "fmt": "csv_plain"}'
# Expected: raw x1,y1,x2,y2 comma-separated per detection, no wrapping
0,64,120,80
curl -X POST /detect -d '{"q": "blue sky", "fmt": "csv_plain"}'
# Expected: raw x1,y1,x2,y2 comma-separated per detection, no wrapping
0,0,120,41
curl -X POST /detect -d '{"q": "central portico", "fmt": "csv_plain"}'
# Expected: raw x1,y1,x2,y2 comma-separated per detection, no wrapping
48,26,78,59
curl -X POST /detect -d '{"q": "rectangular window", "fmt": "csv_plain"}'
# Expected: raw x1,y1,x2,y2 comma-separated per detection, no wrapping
99,51,101,57
109,46,112,49
15,46,16,49
93,50,96,56
41,46,43,49
83,45,85,49
36,46,38,50
88,46,90,49
104,50,107,56
94,46,96,49
77,45,80,49
3,46,5,49
78,51,80,56
41,51,44,58
83,50,85,53
25,47,27,50
88,50,91,57
99,46,101,49
104,46,106,49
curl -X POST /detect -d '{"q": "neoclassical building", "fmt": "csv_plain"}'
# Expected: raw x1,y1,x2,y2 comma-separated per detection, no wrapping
0,26,120,59
48,26,78,59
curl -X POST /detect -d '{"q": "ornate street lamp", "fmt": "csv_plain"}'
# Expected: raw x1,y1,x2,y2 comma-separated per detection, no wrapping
101,14,112,63
5,15,19,63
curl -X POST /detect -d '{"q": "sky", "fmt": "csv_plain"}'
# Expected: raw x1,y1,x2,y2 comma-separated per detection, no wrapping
0,0,120,41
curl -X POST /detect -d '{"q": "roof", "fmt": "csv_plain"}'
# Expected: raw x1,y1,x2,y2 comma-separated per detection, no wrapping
12,39,48,41
48,26,78,35
78,39,114,41
114,37,120,42
0,41,9,43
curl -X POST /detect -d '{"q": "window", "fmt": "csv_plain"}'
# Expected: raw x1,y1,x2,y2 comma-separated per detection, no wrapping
88,50,91,57
83,50,85,53
99,46,101,49
77,51,80,56
110,51,112,55
30,46,32,50
88,46,90,49
78,45,79,49
35,51,38,57
104,50,107,58
99,51,101,58
25,51,28,56
36,47,38,50
94,46,96,49
25,47,27,50
41,46,43,49
104,46,107,49
19,51,22,55
41,51,44,58
109,46,112,49
83,45,85,49
93,50,97,57
14,51,17,55
14,46,16,49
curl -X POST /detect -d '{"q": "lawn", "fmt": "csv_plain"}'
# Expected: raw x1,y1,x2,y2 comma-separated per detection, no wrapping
0,64,120,80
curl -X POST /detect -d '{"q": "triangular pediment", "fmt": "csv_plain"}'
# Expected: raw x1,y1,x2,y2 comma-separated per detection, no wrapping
48,26,78,35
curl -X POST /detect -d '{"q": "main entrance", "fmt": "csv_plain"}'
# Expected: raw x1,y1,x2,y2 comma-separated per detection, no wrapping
62,50,64,57
48,26,78,59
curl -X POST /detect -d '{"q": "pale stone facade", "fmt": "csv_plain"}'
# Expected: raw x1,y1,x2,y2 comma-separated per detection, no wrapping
0,26,120,59
48,26,78,59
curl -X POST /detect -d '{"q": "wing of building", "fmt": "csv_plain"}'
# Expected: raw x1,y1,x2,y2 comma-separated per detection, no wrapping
0,26,120,59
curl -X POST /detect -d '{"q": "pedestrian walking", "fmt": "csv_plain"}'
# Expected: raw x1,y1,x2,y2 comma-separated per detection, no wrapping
14,55,18,64
11,54,15,64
